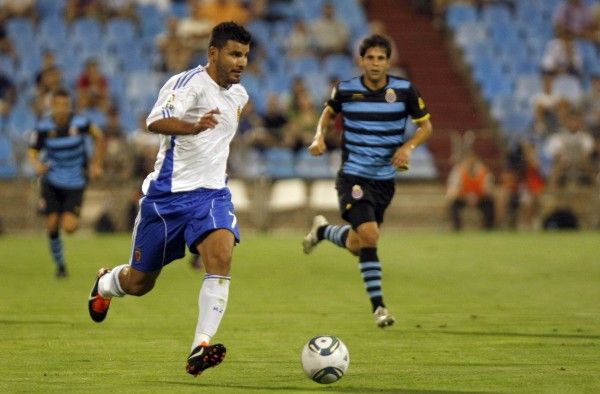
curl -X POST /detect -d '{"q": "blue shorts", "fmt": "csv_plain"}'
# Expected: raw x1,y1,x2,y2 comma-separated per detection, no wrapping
129,187,240,272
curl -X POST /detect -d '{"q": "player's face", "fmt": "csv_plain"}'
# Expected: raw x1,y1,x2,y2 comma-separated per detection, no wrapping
51,95,72,125
360,46,390,85
212,40,250,87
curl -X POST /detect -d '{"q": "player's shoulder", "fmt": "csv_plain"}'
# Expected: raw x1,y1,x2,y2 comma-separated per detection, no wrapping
72,113,92,127
338,76,364,91
169,65,206,90
387,75,413,90
35,115,54,132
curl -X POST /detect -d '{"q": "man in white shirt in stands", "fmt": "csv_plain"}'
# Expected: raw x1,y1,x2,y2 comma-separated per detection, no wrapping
87,22,251,378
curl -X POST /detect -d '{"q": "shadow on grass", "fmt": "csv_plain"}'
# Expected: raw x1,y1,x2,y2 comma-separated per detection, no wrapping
427,330,600,340
146,381,487,393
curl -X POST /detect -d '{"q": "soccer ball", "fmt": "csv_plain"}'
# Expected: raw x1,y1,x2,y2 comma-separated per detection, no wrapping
301,335,349,384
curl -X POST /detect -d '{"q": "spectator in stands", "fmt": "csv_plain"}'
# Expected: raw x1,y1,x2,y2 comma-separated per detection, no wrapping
103,107,132,181
309,1,350,57
249,93,288,150
0,71,16,107
552,0,593,40
0,0,37,21
65,0,105,23
178,1,212,55
128,112,159,181
0,24,18,65
590,3,600,47
193,0,251,26
545,106,595,189
31,66,64,118
155,16,193,73
582,73,600,138
446,150,495,231
286,20,314,59
542,31,585,108
497,140,545,230
76,58,110,112
284,88,317,152
106,0,139,24
531,71,562,136
35,50,58,88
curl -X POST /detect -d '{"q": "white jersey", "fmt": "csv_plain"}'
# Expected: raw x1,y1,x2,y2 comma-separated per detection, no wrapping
143,65,248,196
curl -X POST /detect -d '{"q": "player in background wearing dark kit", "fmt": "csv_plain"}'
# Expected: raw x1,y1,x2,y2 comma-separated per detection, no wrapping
28,88,105,278
87,22,251,377
303,34,433,328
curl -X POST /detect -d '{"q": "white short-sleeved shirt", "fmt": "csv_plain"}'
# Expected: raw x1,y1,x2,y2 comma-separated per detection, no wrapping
143,65,248,196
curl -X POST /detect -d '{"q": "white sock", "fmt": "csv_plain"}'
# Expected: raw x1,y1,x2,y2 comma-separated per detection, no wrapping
192,274,230,349
98,264,127,298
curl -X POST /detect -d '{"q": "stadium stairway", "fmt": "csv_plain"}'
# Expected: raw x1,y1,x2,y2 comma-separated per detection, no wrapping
364,0,502,178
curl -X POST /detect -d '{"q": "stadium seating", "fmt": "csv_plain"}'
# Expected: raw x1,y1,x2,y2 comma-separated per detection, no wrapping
0,1,443,182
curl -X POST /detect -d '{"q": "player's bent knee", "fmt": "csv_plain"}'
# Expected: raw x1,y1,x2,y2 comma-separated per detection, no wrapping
127,281,155,296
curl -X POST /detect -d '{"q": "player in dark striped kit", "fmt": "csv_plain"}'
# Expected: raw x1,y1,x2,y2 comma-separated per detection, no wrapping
303,34,433,328
28,89,104,277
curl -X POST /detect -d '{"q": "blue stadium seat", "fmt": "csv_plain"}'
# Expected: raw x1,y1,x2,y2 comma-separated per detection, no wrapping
264,148,296,179
0,136,18,179
323,54,355,80
239,148,266,179
138,4,164,38
37,0,66,18
169,1,188,18
37,16,69,51
106,18,137,46
71,18,103,47
295,150,334,179
445,3,478,31
289,55,320,77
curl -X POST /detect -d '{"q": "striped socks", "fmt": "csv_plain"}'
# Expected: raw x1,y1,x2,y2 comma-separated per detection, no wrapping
359,248,385,312
318,224,351,249
48,231,65,269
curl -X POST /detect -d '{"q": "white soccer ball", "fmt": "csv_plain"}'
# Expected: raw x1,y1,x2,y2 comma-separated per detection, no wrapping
301,335,349,384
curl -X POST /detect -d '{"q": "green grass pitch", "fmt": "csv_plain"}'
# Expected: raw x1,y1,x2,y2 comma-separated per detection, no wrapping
0,231,599,393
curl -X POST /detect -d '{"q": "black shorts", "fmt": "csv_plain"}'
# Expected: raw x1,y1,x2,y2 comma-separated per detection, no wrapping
40,181,85,216
335,172,395,229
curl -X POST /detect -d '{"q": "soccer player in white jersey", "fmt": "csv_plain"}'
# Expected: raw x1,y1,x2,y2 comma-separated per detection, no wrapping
87,22,251,377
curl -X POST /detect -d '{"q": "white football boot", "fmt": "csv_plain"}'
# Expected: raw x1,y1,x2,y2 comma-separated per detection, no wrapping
302,215,329,254
374,306,396,328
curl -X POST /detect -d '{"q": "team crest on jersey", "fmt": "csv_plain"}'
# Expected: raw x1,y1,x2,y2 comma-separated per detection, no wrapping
418,97,426,109
163,93,176,111
385,88,397,103
351,184,364,200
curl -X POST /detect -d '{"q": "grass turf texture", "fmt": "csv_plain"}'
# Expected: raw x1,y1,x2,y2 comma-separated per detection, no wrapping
0,232,598,393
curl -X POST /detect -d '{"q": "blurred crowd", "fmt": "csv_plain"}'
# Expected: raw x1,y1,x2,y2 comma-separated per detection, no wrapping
0,0,375,183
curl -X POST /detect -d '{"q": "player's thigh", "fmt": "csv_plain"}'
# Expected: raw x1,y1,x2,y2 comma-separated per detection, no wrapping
185,191,240,256
130,199,186,272
61,212,79,233
40,181,61,216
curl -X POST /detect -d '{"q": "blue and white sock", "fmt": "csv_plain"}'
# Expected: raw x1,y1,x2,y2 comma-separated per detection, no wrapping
318,224,350,248
193,274,230,348
48,232,65,268
359,248,385,312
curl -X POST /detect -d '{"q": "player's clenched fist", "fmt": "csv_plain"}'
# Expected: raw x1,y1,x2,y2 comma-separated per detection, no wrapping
193,108,221,133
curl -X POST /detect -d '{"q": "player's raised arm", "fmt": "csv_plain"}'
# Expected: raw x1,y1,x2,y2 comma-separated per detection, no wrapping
147,108,221,135
89,124,105,180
